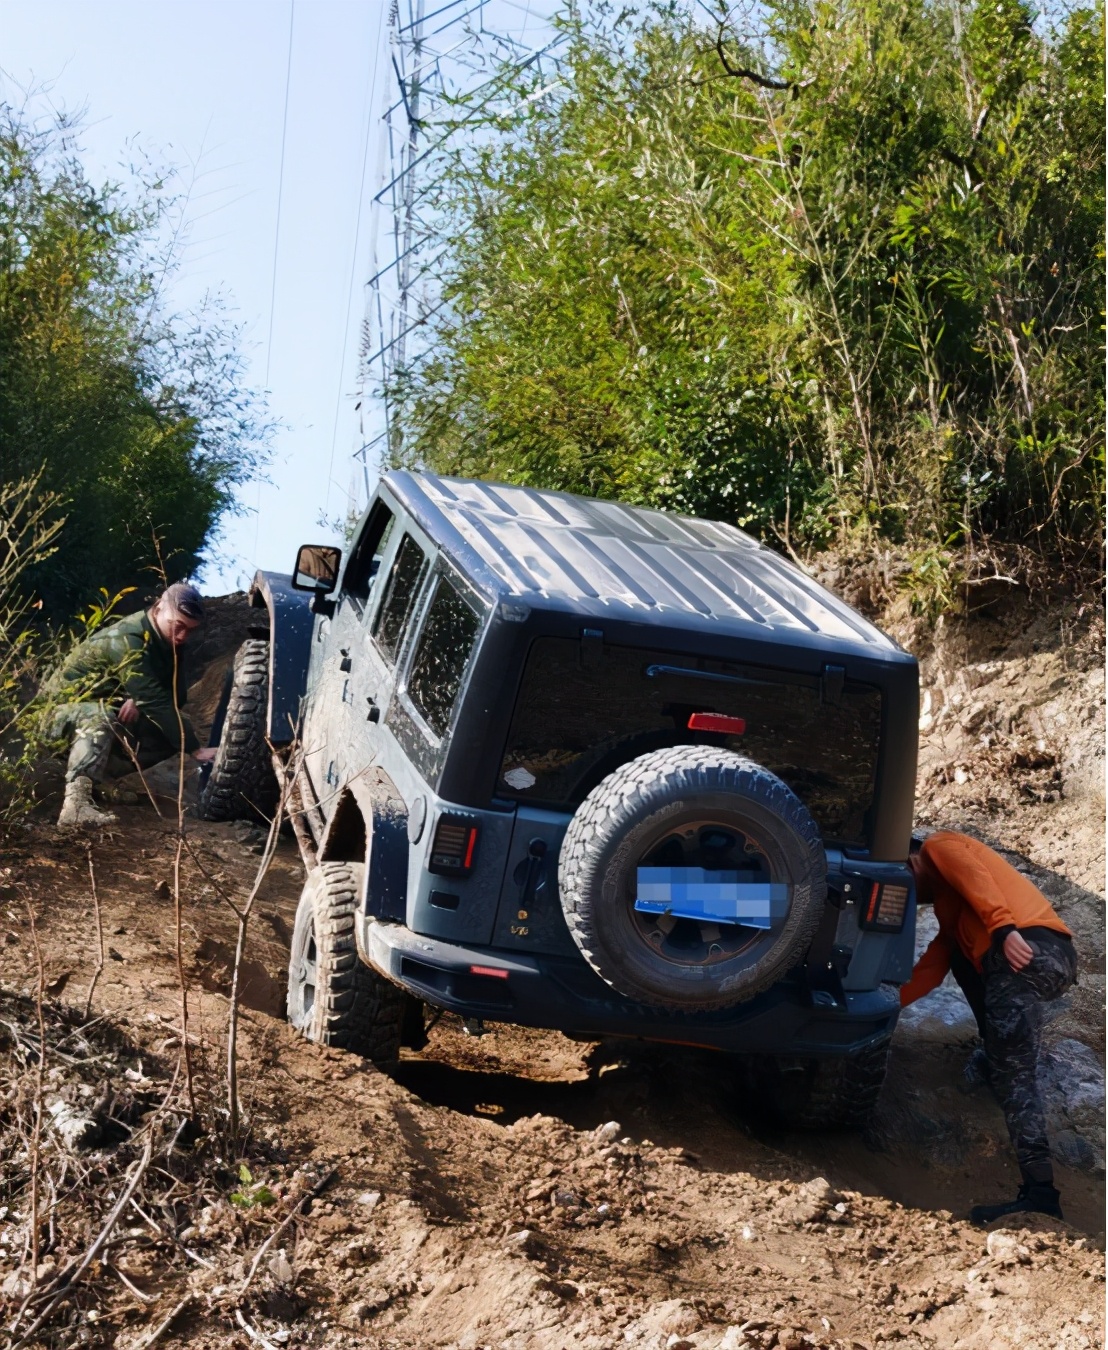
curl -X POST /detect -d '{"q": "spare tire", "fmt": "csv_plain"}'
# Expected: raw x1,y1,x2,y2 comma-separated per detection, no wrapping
558,746,826,1011
196,639,278,823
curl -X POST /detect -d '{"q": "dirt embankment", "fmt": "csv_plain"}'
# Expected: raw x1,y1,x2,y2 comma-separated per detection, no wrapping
0,581,1103,1350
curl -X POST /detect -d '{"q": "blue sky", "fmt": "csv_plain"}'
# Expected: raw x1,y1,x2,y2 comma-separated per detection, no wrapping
1,0,391,592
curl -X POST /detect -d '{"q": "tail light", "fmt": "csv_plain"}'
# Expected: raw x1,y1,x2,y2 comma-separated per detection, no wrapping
428,812,479,876
859,882,909,932
688,712,747,735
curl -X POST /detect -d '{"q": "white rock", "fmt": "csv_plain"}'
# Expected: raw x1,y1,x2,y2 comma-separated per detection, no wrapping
269,1249,294,1285
718,1331,751,1350
594,1120,622,1144
986,1231,1028,1265
740,1225,756,1242
46,1099,100,1149
357,1190,382,1211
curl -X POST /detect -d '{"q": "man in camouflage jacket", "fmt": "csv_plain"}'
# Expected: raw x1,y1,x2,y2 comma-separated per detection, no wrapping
46,583,216,828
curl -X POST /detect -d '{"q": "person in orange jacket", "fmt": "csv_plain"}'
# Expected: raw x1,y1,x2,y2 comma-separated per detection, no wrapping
901,830,1076,1224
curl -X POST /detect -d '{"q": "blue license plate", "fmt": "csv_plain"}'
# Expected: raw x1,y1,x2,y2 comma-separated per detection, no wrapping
633,868,789,929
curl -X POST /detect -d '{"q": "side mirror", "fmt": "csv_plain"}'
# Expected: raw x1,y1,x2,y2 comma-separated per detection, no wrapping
292,544,342,594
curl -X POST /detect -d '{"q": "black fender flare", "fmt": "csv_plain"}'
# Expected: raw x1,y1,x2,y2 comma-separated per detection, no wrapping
320,773,409,924
248,570,316,745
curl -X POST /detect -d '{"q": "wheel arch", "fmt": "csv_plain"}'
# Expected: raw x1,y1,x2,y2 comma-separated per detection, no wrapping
247,569,316,745
319,772,409,923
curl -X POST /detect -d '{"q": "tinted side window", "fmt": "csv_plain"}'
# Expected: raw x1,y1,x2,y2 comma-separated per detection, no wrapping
343,503,395,605
372,533,428,664
407,574,482,738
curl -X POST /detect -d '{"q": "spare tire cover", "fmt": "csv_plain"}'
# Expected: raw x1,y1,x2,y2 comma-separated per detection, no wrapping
558,746,826,1010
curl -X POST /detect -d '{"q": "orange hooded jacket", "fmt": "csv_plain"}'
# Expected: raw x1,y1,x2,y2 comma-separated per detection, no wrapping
899,831,1071,1009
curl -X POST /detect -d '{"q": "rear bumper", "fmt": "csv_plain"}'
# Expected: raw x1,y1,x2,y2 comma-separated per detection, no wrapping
363,918,899,1057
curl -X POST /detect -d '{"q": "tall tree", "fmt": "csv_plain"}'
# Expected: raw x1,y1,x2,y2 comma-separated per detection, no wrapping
390,0,1104,590
0,105,270,614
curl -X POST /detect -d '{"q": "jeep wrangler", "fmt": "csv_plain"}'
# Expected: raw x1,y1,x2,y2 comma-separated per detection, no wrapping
201,472,919,1127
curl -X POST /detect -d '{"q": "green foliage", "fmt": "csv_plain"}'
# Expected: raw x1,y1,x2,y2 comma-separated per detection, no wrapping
0,475,141,831
0,104,271,616
229,1163,277,1209
391,0,1104,581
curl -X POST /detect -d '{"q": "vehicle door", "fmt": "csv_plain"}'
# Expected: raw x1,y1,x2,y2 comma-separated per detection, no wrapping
301,499,398,800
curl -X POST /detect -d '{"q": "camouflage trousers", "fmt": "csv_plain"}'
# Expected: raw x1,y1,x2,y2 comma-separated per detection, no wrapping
48,702,175,784
953,930,1077,1186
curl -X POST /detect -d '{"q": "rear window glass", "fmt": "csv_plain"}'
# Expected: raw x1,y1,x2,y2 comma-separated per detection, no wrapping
407,573,482,738
372,533,428,664
498,638,881,847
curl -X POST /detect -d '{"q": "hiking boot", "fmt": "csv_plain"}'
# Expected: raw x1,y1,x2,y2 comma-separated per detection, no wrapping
970,1183,1063,1226
57,776,118,830
959,1046,992,1094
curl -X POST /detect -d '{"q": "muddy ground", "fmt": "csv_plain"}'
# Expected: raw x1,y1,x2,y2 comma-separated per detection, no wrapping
0,584,1103,1349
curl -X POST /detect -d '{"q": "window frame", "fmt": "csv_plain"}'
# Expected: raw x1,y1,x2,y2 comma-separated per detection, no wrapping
386,562,490,778
339,499,397,612
370,530,431,668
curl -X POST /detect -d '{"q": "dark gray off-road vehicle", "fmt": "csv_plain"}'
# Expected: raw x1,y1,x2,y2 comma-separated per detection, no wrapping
202,473,919,1126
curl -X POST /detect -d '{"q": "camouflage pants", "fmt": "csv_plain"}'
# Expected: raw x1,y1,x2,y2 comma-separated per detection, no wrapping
956,932,1077,1186
48,703,175,784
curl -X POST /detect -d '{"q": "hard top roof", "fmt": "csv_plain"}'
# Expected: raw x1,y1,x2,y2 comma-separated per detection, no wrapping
385,471,904,657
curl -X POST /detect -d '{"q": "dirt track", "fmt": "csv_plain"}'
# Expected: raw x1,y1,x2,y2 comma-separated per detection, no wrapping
0,587,1103,1348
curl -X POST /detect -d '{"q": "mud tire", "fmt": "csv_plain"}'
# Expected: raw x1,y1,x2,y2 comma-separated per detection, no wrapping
742,1039,891,1130
558,746,827,1011
286,862,405,1064
197,639,277,822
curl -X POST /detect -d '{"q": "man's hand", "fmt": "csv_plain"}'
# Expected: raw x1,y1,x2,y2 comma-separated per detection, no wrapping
1003,930,1035,972
192,747,218,764
117,698,140,726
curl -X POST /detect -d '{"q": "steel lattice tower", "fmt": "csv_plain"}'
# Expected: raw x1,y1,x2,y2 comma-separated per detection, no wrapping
356,0,563,493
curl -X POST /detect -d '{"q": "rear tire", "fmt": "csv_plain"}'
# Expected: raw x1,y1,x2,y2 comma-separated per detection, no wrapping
741,1039,891,1130
286,862,405,1064
559,746,826,1010
197,639,277,822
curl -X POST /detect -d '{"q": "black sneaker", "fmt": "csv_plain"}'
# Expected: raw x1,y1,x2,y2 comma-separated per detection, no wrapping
970,1183,1063,1226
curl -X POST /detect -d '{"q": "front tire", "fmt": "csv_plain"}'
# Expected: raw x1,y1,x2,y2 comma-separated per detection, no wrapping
197,639,277,822
286,862,405,1063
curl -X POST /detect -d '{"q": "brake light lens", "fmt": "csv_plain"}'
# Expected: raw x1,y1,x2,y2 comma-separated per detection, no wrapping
860,882,909,932
428,814,479,876
688,712,747,735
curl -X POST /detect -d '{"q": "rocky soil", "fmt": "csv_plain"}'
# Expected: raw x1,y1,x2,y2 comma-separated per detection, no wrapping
0,584,1102,1349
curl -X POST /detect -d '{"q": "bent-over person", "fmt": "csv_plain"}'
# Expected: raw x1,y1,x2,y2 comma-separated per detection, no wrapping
900,830,1076,1224
46,583,216,828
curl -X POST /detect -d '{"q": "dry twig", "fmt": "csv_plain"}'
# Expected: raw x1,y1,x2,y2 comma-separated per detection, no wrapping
83,843,106,1020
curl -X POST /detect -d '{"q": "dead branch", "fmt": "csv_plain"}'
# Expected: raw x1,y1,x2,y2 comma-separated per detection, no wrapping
235,1307,283,1350
238,1166,337,1298
25,899,46,1297
714,25,812,92
83,844,105,1020
11,1131,154,1348
127,1197,216,1269
135,1293,194,1349
227,743,300,1141
105,1259,154,1303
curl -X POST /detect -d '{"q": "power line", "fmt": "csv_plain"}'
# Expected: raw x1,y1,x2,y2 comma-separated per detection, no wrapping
265,0,296,391
324,3,388,523
254,0,296,562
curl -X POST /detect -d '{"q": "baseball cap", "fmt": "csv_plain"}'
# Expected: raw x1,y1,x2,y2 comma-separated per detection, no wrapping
162,582,204,622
